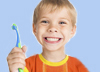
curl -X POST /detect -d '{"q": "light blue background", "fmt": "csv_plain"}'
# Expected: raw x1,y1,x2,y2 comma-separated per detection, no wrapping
0,0,100,72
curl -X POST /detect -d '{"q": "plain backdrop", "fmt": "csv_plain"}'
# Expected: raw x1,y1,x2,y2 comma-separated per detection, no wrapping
0,0,100,72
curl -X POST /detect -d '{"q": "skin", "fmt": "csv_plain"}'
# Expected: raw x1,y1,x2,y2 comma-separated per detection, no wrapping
7,46,27,72
7,7,76,72
33,7,76,62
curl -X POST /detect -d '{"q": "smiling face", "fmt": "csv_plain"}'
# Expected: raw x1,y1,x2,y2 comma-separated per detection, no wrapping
33,7,76,52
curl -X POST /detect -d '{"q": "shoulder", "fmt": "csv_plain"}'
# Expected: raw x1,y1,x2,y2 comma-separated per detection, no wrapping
25,54,40,65
68,55,82,65
25,54,38,62
25,54,39,72
67,55,89,72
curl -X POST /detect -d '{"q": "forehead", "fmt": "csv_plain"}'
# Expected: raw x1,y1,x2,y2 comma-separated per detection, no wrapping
39,7,71,21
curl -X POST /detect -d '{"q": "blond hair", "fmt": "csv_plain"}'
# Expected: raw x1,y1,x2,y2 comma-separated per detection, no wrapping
33,0,77,27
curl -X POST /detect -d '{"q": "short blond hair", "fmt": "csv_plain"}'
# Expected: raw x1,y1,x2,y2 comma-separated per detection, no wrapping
33,0,77,27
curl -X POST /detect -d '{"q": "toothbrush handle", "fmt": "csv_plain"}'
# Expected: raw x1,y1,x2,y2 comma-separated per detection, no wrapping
18,68,24,72
16,41,24,72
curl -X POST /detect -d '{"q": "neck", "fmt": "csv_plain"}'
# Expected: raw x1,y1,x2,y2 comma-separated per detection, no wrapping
41,47,66,62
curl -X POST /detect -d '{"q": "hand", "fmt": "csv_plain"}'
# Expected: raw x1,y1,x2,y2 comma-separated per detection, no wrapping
7,46,27,72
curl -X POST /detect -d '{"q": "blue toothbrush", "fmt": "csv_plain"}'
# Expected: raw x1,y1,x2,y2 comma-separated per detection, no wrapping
12,24,24,72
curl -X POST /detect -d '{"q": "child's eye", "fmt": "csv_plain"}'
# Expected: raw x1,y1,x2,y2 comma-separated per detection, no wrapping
59,22,66,24
41,21,48,23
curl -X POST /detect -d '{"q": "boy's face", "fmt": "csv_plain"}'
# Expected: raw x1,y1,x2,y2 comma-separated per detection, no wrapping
33,7,76,52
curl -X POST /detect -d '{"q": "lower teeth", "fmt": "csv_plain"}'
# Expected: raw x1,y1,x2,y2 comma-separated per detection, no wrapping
45,38,61,41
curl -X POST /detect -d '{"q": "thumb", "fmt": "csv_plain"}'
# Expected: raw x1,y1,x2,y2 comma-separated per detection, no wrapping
22,45,27,53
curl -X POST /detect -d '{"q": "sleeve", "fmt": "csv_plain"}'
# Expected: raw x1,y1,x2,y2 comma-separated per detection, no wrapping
68,56,89,72
24,55,37,72
75,57,89,72
23,58,31,72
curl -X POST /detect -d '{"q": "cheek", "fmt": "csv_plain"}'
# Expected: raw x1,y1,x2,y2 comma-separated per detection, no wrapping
38,26,46,34
62,28,71,37
35,26,46,42
38,25,48,34
35,30,43,45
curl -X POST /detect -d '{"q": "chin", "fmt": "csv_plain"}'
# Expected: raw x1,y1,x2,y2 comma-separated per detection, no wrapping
43,46,63,52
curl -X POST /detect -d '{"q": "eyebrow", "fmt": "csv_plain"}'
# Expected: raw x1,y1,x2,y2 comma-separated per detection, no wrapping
59,17,70,22
40,16,70,22
40,16,48,19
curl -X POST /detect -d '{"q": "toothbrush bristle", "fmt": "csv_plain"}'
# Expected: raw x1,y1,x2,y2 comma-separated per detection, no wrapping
12,24,17,30
12,26,14,30
13,24,17,26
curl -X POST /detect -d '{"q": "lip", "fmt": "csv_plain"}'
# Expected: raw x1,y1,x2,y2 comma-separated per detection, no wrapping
44,37,62,39
43,37,62,44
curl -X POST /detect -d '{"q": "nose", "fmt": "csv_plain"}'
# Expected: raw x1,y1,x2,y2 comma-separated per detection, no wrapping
48,26,58,33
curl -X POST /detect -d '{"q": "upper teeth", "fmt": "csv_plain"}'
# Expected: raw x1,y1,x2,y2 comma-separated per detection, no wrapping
47,38,59,41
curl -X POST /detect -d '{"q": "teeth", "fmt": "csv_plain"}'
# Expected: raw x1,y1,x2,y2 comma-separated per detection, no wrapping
47,38,59,41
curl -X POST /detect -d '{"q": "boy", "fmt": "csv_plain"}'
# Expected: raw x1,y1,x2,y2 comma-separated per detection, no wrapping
7,0,89,72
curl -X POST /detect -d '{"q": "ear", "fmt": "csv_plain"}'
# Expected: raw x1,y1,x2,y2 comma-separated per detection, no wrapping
70,25,76,38
32,23,36,36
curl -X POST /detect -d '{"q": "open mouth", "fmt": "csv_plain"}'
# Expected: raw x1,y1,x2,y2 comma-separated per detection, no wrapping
44,37,62,41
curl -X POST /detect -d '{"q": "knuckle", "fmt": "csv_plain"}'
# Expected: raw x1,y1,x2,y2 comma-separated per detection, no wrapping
17,52,21,56
9,65,18,72
12,47,21,52
7,58,11,64
9,66,12,71
17,63,24,69
18,58,22,61
13,47,17,51
6,56,9,61
7,54,10,61
9,65,14,71
10,63,25,71
17,63,21,66
7,60,11,65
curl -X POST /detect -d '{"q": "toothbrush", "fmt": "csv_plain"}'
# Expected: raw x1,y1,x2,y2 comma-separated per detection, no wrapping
12,24,24,72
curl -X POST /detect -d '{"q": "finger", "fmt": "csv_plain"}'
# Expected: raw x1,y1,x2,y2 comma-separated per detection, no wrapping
22,45,27,53
8,57,26,66
10,47,23,54
9,63,25,72
9,69,18,72
7,47,22,61
7,52,26,60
